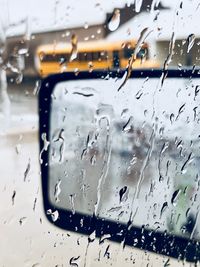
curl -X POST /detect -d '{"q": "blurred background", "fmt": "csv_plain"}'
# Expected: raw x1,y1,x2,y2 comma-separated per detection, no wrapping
0,1,200,266
3,0,200,77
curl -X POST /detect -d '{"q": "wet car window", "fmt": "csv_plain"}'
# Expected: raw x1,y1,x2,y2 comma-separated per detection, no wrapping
2,0,200,266
49,76,200,239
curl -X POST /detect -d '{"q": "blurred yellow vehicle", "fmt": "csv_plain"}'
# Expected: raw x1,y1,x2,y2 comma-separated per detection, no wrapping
35,39,159,77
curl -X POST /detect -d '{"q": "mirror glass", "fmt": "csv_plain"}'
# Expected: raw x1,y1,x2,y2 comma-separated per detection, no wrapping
49,76,200,240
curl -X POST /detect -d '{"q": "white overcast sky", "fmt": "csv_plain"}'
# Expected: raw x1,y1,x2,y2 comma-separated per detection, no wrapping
0,0,199,38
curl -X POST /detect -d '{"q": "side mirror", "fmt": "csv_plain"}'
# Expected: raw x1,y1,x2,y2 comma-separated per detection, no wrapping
39,70,200,263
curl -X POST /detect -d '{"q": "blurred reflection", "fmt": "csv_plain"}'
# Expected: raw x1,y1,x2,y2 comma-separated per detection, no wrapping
49,77,200,239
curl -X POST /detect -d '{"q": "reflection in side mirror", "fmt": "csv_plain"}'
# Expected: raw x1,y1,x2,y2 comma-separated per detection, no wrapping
39,70,200,263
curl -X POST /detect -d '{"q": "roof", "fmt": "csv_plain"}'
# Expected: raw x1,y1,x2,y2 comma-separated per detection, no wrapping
37,39,148,53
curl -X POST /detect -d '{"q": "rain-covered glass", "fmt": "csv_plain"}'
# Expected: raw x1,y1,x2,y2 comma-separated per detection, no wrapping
2,0,200,266
49,76,200,240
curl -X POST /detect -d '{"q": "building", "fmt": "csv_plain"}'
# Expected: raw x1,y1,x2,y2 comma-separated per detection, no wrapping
4,0,166,77
7,0,199,76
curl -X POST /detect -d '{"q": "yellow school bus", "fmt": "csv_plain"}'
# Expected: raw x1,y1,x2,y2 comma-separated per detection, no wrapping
36,39,159,77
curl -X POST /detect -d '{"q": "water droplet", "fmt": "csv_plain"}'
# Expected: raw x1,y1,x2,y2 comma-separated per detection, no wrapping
160,202,168,219
194,85,200,101
69,256,80,267
39,51,45,61
47,209,59,222
33,80,41,95
73,91,94,97
32,263,41,267
74,68,80,76
121,108,129,117
169,113,174,124
70,34,78,62
84,22,88,29
108,9,120,31
107,206,122,213
90,154,96,165
122,116,133,132
181,152,193,174
88,61,93,72
186,208,191,218
193,107,197,121
162,32,175,83
15,144,21,154
135,90,143,99
16,73,23,84
33,197,37,211
24,158,31,182
119,186,128,203
88,230,96,243
54,180,61,202
133,238,138,246
19,217,27,226
12,190,16,205
97,28,101,34
171,189,181,206
104,245,110,259
135,0,143,12
164,258,170,267
187,34,195,53
177,62,182,69
118,27,152,91
176,103,185,121
99,234,111,244
40,133,50,164
69,194,76,214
